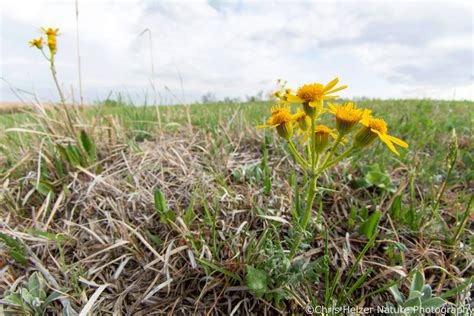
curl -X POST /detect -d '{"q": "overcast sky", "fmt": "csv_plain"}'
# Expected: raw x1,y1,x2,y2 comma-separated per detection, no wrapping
1,0,473,104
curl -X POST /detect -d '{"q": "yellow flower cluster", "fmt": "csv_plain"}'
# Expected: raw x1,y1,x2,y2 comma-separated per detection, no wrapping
29,27,60,56
263,77,409,257
260,77,408,156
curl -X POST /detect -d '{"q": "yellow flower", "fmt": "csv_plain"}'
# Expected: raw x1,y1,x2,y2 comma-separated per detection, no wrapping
327,102,369,135
271,88,293,102
271,90,284,99
29,37,43,49
293,108,311,135
40,27,60,37
40,27,60,54
257,104,296,140
354,114,408,156
301,125,339,152
307,125,339,153
286,78,347,116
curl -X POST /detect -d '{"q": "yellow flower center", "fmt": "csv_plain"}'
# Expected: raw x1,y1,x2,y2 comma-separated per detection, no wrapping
314,125,332,135
336,103,364,124
367,118,388,134
293,111,306,121
267,111,293,126
45,28,59,36
267,104,294,126
296,84,325,102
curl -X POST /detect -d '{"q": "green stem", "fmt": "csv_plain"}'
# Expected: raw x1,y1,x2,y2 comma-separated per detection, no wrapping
306,140,312,163
287,140,309,171
318,146,355,173
50,55,66,104
40,49,50,62
49,53,78,139
289,113,322,258
290,173,318,257
310,116,317,170
322,133,343,167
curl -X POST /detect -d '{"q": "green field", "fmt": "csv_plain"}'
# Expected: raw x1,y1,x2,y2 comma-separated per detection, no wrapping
0,99,473,314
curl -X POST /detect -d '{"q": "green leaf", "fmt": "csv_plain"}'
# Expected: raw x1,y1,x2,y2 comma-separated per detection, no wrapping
44,288,69,306
36,181,54,197
80,130,97,161
389,285,404,305
411,271,425,292
0,233,28,265
402,297,421,316
145,230,163,247
421,284,432,300
198,258,242,282
9,249,28,265
421,297,445,309
5,291,23,306
28,230,68,242
394,242,408,252
408,290,423,300
0,232,22,249
360,163,396,193
56,144,71,164
27,272,42,293
390,195,403,219
153,190,175,224
184,194,196,225
246,266,269,297
358,211,381,239
154,190,168,214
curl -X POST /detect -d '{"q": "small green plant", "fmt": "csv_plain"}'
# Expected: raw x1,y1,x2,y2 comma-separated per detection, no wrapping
154,189,176,224
352,163,396,193
3,272,68,315
0,232,28,265
387,270,446,315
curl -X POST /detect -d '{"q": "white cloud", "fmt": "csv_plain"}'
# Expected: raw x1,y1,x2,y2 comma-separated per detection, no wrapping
1,0,472,103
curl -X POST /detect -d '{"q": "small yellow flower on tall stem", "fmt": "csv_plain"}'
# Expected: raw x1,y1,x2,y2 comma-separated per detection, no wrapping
293,108,311,135
258,104,309,169
257,104,296,140
302,125,338,153
354,114,408,156
29,37,44,49
286,78,347,117
31,27,66,105
327,102,368,135
40,27,59,55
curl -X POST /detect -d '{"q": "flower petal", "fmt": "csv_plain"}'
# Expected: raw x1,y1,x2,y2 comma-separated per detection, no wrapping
379,134,400,156
309,101,323,108
327,102,337,113
324,77,339,92
387,135,409,148
286,95,304,103
325,85,348,94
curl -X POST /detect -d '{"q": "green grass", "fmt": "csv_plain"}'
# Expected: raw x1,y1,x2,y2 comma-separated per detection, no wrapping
0,98,473,314
2,99,472,185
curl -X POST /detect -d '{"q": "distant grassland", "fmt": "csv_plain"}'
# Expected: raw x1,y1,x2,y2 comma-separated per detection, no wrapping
1,98,473,187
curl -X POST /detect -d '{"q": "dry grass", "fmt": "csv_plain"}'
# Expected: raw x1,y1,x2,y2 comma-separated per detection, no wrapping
0,100,472,314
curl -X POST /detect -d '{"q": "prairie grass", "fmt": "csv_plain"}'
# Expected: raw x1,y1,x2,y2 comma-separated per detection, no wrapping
0,98,472,314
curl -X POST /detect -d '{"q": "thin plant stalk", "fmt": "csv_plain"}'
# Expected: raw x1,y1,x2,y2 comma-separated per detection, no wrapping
49,55,66,104
321,133,343,167
287,140,309,170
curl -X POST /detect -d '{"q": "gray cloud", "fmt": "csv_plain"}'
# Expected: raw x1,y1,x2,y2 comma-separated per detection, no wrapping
1,0,472,102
